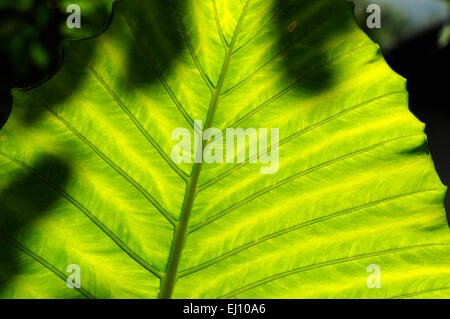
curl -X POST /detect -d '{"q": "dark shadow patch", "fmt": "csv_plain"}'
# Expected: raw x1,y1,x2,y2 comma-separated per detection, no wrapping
0,154,72,294
273,0,356,94
122,0,185,88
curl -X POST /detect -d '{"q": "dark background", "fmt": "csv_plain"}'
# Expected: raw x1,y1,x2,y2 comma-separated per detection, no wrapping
0,1,449,221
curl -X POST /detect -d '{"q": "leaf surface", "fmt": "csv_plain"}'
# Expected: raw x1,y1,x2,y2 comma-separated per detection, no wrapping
0,0,449,298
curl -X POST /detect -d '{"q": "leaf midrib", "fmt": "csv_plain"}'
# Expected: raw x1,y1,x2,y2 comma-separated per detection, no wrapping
158,0,251,299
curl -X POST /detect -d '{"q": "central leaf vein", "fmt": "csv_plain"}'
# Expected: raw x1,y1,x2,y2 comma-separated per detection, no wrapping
158,0,251,299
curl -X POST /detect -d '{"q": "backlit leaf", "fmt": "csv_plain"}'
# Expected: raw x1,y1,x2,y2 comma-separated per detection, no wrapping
0,0,449,298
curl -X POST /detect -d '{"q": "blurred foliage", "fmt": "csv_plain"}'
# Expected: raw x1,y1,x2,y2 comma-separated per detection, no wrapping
351,0,450,52
0,0,58,79
0,0,448,88
438,24,450,47
0,0,115,88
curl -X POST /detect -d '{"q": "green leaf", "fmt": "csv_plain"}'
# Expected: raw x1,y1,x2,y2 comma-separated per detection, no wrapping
1,0,449,299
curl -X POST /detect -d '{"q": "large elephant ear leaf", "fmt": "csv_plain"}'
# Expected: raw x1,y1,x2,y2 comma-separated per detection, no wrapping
0,0,449,299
